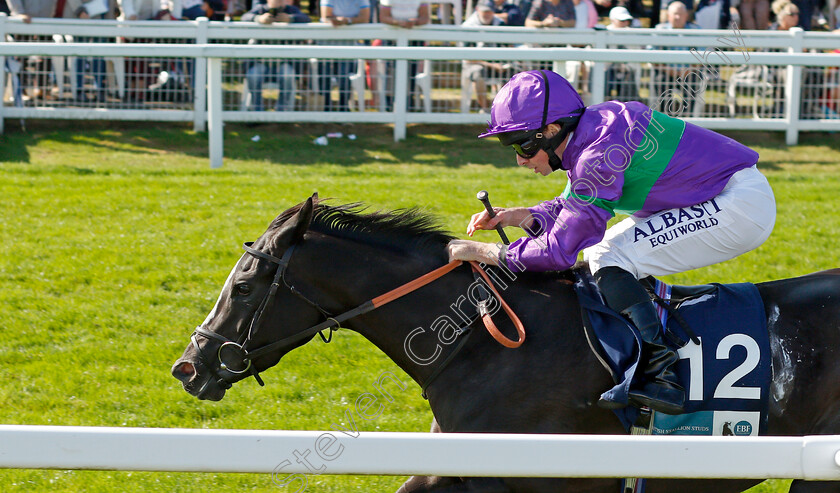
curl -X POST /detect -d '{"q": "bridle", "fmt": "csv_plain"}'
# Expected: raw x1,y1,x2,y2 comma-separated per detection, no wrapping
190,240,526,396
192,240,347,390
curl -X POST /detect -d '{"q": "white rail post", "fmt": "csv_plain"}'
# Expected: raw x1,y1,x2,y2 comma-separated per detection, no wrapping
785,27,804,146
193,17,209,132
393,31,408,142
207,57,223,168
0,13,7,135
590,28,607,105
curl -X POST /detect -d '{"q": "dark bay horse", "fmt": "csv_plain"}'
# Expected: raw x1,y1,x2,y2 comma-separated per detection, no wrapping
172,195,840,493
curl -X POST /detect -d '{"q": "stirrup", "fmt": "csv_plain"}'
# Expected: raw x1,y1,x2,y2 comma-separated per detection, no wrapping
597,396,629,410
628,385,685,415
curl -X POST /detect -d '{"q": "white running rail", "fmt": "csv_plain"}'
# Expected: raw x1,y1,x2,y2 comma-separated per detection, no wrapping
2,425,840,479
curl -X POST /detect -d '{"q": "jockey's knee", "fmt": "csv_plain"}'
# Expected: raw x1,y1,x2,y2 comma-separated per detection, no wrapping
584,245,639,279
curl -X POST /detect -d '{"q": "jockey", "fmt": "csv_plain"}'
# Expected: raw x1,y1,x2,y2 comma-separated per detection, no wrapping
446,69,776,415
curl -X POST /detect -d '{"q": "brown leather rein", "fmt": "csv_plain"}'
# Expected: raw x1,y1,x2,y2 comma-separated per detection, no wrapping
372,259,526,348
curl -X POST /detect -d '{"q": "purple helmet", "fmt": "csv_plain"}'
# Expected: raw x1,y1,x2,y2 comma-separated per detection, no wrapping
478,70,585,139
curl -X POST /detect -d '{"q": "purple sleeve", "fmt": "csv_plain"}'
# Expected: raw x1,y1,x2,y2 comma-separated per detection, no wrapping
504,197,612,272
526,198,563,236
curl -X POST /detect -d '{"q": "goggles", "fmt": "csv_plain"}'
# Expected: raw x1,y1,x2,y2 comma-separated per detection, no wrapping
511,132,545,159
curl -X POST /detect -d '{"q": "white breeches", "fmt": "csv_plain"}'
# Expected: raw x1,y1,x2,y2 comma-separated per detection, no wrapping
584,166,776,279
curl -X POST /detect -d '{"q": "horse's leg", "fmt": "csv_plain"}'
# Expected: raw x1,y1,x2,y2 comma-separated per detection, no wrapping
397,476,511,493
395,418,475,493
789,480,840,492
400,419,615,492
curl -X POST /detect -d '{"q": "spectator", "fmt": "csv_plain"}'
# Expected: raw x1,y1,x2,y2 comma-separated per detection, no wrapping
834,3,839,29
146,0,217,102
768,0,826,117
694,0,732,28
770,0,798,29
738,0,769,29
65,0,118,103
244,0,309,24
607,3,632,25
319,0,369,111
241,0,310,111
7,0,56,23
572,0,598,27
167,0,224,19
224,0,247,20
790,0,816,28
510,0,533,19
118,0,165,102
593,0,652,27
739,0,795,115
463,0,502,25
118,0,162,20
820,49,839,118
378,0,429,110
2,1,18,104
7,0,61,101
653,1,703,115
288,0,317,15
525,0,575,27
605,6,640,100
461,1,507,112
321,0,369,26
379,0,428,26
486,0,526,25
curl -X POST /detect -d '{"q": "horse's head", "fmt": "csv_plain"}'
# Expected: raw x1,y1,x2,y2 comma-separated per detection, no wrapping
171,194,324,401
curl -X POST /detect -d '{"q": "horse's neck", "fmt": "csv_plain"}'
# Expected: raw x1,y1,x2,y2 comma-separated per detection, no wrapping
300,235,613,424
301,235,476,386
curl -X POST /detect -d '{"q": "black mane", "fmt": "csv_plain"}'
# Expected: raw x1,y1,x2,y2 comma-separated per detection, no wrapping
271,198,580,281
272,198,455,255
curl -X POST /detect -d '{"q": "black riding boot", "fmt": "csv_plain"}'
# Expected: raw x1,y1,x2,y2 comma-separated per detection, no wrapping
594,266,685,415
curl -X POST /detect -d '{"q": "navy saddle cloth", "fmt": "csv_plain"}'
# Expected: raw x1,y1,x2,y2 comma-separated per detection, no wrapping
573,270,771,434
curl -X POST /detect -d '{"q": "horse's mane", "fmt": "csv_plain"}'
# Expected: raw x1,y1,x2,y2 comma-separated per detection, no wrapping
270,198,581,282
271,198,455,256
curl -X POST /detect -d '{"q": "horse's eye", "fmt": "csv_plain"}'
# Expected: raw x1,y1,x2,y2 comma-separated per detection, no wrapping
234,283,251,296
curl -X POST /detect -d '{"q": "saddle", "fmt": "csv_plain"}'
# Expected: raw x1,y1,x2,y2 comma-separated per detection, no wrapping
640,276,716,301
573,268,771,436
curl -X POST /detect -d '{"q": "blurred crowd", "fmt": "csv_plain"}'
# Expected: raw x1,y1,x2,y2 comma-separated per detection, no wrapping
2,0,838,113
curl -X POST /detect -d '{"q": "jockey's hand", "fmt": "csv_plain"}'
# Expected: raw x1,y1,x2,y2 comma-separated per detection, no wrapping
446,240,501,266
466,207,534,237
466,208,503,237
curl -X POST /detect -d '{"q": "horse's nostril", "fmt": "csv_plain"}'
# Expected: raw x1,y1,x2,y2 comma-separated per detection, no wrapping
172,361,196,383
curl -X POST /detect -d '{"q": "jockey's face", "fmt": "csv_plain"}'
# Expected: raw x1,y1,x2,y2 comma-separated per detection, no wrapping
516,150,553,176
514,125,569,176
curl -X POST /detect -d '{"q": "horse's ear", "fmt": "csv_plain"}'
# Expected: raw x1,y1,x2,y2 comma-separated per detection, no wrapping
288,195,315,244
268,195,316,251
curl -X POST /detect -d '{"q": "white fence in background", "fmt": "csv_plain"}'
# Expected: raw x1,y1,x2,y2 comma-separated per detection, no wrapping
1,15,839,167
2,425,840,480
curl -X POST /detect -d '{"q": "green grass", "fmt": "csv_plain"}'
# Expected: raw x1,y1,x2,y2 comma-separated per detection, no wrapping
1,121,838,492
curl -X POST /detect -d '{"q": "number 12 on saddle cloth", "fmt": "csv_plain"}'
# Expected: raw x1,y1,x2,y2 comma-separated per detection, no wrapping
574,271,771,437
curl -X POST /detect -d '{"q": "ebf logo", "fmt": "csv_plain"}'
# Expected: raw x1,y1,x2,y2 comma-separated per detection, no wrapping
733,421,753,436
